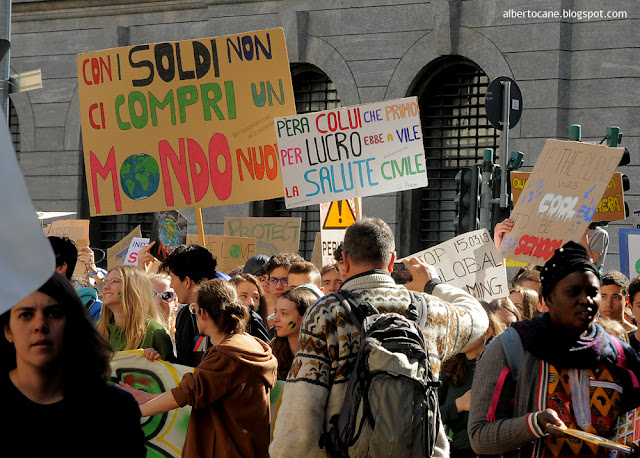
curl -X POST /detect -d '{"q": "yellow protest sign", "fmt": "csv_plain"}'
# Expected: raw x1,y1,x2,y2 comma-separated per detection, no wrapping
77,28,296,216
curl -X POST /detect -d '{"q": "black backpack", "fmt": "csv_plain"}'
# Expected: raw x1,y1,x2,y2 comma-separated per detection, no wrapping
320,290,441,457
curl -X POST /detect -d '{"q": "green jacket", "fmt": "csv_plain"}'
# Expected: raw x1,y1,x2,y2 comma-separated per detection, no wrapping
108,319,174,361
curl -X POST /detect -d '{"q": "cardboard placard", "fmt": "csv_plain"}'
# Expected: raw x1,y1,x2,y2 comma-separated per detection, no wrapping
319,198,357,266
274,97,427,208
77,28,296,216
500,140,624,265
111,351,192,457
403,228,508,302
223,217,301,256
107,225,142,270
186,234,256,273
511,171,626,222
310,232,322,268
45,219,90,242
122,237,150,266
150,210,187,262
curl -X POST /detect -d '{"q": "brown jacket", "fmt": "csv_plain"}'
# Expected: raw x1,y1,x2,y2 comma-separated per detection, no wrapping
171,333,277,457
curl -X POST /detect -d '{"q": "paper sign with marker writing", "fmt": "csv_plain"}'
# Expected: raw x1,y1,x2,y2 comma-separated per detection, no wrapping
224,217,301,256
123,237,150,266
511,171,626,222
77,28,296,216
186,234,256,273
107,226,142,270
274,97,427,208
111,351,192,457
501,139,624,265
403,228,507,302
319,199,357,266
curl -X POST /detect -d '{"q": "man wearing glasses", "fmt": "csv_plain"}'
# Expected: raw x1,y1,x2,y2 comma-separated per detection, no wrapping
263,253,304,326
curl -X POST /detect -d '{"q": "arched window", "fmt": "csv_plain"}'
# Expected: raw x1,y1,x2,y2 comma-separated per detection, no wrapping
254,64,341,259
400,58,499,254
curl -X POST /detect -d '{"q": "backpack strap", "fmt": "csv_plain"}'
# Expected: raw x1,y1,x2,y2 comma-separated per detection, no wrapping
610,334,640,389
408,291,428,330
332,290,377,332
498,326,524,382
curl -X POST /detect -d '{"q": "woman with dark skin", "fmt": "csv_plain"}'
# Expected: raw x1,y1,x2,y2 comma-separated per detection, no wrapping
469,242,640,458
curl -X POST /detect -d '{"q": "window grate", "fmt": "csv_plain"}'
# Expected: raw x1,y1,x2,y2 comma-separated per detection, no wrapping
9,100,19,154
416,64,499,247
259,66,342,260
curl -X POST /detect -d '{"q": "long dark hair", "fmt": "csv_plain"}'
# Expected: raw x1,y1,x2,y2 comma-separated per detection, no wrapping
0,273,113,393
270,289,317,380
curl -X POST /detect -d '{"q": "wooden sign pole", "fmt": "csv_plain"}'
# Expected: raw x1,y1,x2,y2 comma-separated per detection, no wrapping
196,208,206,246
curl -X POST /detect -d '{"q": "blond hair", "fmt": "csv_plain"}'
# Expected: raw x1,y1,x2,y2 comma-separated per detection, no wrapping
97,266,160,350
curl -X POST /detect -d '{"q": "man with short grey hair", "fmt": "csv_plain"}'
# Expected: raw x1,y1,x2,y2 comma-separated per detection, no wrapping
270,217,488,457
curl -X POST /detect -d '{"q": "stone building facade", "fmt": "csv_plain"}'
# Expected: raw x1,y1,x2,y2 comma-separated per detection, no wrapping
8,0,638,270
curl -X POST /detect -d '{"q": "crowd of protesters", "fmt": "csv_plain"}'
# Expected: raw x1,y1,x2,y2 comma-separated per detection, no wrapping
4,217,640,457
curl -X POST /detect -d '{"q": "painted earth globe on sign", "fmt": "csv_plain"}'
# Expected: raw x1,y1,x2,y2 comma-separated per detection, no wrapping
120,154,160,200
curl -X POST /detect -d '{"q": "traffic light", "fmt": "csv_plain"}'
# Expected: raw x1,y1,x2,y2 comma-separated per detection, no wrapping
490,151,524,229
454,166,480,234
605,126,631,217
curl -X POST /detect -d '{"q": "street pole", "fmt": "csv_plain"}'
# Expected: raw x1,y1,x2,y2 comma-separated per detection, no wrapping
499,79,511,208
0,0,11,122
479,148,493,230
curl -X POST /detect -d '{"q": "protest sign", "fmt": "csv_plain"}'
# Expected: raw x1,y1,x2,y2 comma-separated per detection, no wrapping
619,229,640,279
107,226,142,270
186,234,256,273
500,140,624,265
403,229,508,301
511,171,626,222
111,351,192,457
319,198,358,266
150,210,188,262
274,97,427,208
45,219,90,242
122,237,150,266
0,111,55,312
77,28,296,216
224,217,301,256
310,232,322,268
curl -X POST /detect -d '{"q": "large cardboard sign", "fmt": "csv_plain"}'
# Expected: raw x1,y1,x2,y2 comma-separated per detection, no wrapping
274,97,427,208
500,140,624,265
0,111,56,313
107,225,142,270
78,28,296,216
44,220,91,278
186,234,256,273
224,217,301,256
619,229,640,280
511,171,626,222
111,351,192,457
403,229,508,301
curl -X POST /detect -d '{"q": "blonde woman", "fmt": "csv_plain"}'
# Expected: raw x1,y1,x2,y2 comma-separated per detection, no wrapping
97,266,174,361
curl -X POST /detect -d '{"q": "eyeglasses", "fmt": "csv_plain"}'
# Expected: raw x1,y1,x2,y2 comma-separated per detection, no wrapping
103,277,122,288
152,289,176,303
269,277,288,287
189,304,198,315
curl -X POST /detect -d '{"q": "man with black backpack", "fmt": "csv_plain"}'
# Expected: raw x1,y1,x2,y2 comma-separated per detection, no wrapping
270,218,488,458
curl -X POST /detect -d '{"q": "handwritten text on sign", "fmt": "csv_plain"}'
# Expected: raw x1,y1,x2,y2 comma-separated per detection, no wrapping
404,229,507,301
186,234,256,274
224,217,301,256
501,139,624,265
77,28,296,216
274,97,428,208
511,171,626,222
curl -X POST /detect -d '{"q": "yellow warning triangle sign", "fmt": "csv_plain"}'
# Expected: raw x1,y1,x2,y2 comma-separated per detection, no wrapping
323,200,357,229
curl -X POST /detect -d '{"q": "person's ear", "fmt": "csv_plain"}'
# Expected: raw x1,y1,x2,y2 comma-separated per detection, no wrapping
342,253,351,274
55,263,67,275
4,324,13,344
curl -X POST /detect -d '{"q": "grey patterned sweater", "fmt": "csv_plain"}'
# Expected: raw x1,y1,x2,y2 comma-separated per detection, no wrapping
270,270,488,458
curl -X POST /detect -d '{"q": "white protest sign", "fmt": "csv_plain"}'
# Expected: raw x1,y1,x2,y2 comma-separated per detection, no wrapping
0,111,56,312
404,228,508,301
123,237,150,266
319,198,358,266
111,351,191,456
275,97,427,208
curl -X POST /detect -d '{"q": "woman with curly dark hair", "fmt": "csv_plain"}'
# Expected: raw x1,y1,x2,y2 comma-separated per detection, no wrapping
1,272,145,457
